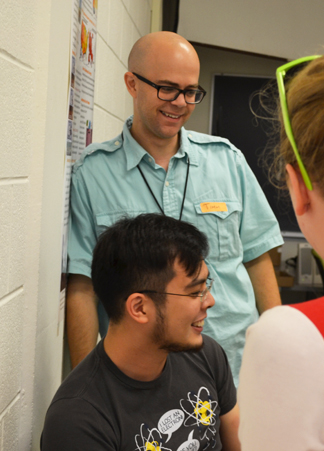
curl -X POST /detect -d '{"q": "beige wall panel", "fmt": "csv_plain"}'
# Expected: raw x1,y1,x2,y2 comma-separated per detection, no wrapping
120,8,139,67
0,0,36,66
0,185,11,298
95,36,117,112
0,293,23,413
8,183,28,292
178,0,324,59
2,399,21,451
97,0,110,44
107,0,125,59
92,107,124,143
112,59,128,119
0,59,33,178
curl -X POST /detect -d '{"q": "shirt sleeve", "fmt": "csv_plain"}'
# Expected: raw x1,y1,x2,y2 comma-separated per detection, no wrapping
41,398,118,451
235,152,283,262
238,306,324,451
217,347,237,416
203,336,237,415
67,169,97,278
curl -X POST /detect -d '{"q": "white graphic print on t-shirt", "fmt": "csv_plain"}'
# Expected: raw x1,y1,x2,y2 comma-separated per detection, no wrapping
135,386,219,451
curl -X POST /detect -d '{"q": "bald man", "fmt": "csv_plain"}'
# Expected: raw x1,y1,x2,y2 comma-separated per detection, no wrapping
67,32,283,385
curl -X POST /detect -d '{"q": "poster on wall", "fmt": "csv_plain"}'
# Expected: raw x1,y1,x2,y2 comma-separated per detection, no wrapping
58,0,98,332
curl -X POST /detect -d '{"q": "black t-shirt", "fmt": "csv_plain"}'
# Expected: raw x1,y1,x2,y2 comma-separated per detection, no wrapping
41,335,236,451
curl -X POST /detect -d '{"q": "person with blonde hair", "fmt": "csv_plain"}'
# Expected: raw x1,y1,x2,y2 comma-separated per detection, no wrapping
238,55,324,450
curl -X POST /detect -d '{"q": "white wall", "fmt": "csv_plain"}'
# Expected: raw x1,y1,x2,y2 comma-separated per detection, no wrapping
0,1,70,449
30,2,72,448
0,1,152,450
178,0,324,135
178,0,324,60
93,0,152,143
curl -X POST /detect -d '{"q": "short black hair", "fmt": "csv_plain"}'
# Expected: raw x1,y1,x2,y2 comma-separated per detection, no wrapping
91,213,209,323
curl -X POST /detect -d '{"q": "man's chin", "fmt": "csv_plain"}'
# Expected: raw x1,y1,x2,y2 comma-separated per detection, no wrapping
159,340,204,354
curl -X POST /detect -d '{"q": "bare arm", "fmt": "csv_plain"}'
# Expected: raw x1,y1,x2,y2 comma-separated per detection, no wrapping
66,274,99,368
244,252,281,314
219,404,241,451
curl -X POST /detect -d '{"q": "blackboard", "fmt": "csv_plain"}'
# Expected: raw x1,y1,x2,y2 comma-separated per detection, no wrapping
211,74,300,233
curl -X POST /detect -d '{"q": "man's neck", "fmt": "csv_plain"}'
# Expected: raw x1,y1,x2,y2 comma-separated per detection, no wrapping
130,127,180,171
103,325,168,382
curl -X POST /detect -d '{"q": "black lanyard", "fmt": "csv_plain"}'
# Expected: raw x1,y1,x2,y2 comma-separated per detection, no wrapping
137,157,190,221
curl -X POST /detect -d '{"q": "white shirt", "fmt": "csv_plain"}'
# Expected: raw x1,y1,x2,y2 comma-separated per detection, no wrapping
238,305,324,451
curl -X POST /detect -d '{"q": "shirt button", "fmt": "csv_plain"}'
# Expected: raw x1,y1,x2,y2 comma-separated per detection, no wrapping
114,141,120,145
148,158,152,163
188,134,192,138
165,181,169,187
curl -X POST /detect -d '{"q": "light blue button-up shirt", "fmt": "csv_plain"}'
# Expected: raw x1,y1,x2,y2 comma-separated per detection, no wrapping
68,116,283,385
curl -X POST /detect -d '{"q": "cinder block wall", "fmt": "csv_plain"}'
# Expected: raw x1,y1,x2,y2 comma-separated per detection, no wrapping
0,1,153,450
94,0,152,143
0,0,43,449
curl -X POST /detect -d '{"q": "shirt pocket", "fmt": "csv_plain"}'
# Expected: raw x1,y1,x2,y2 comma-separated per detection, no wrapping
95,210,146,237
194,200,242,261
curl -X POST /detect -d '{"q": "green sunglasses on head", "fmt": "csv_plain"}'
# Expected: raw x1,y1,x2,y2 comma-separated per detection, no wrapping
276,55,321,191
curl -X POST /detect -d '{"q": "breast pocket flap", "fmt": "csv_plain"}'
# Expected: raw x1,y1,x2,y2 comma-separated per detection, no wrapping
96,214,112,228
96,211,146,228
195,201,242,220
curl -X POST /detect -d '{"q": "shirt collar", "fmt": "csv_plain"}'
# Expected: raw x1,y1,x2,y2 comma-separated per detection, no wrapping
123,116,199,170
123,117,148,171
179,128,199,166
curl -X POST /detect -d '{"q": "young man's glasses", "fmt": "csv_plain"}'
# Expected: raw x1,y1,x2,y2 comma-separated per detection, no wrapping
276,55,321,191
133,72,206,104
138,278,214,303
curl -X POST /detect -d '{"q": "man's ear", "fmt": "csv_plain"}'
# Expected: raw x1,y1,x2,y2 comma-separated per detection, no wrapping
125,293,150,324
286,164,311,216
124,72,137,99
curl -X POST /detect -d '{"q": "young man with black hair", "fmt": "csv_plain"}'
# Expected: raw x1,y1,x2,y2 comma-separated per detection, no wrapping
42,214,240,451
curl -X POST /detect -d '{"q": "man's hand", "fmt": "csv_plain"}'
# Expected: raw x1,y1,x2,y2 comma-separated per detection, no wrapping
66,274,99,368
244,251,281,314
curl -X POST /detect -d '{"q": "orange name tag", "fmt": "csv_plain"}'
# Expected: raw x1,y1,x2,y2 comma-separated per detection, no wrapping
200,202,228,213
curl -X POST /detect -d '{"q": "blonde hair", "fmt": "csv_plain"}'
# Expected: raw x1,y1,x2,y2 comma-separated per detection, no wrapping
270,56,324,194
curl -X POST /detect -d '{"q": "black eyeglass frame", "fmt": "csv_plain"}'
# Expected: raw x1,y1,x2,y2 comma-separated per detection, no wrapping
138,278,214,303
132,72,206,104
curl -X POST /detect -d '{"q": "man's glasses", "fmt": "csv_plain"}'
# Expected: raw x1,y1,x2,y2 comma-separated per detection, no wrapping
138,278,214,303
133,72,206,105
276,55,321,191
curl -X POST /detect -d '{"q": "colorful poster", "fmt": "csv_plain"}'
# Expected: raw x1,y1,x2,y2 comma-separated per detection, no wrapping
69,0,98,164
58,0,98,330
